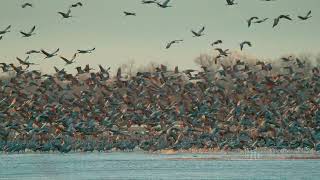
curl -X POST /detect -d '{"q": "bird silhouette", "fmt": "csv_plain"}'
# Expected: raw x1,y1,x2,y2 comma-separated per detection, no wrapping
273,15,292,28
20,26,36,37
60,53,77,65
58,9,72,19
191,26,205,37
142,0,157,4
16,56,36,68
21,3,32,8
211,40,223,46
70,2,83,8
226,0,237,6
215,48,230,56
298,10,312,20
157,0,172,8
166,40,183,49
26,50,40,55
253,18,269,24
0,25,11,35
41,48,60,59
240,41,252,51
77,48,95,54
124,11,136,16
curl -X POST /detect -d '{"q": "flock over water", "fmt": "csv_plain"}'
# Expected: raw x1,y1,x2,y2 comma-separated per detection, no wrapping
0,0,319,153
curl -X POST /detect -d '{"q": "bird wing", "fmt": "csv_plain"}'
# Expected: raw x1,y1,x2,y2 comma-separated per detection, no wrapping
52,48,60,55
41,49,51,56
198,26,205,34
16,57,24,64
20,31,28,36
166,41,173,49
28,26,36,34
272,18,279,27
60,56,70,63
307,10,312,17
71,53,77,60
163,0,171,6
191,30,198,36
4,25,11,31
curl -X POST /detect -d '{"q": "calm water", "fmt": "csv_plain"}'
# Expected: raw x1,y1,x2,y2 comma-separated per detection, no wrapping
1,152,320,180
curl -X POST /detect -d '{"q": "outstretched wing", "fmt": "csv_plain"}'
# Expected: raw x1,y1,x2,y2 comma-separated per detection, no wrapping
198,26,205,34
28,26,36,34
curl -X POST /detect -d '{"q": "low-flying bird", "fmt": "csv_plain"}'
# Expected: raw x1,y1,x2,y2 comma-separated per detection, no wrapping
215,48,230,57
124,11,136,16
247,17,259,27
240,41,252,51
41,48,60,59
226,0,237,5
26,50,40,55
60,53,77,65
254,18,269,24
22,3,32,8
281,56,294,62
157,0,172,8
211,40,223,46
273,15,292,28
0,25,11,35
191,26,205,37
99,65,110,74
70,2,83,8
298,10,312,20
142,0,157,4
166,40,183,49
16,56,36,68
20,26,36,37
77,48,95,54
58,9,72,19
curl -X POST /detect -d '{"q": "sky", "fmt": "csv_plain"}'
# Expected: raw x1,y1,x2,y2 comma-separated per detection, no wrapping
0,0,319,74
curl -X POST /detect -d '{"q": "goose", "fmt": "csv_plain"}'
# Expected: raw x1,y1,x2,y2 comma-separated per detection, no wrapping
77,48,95,54
41,48,60,59
157,0,172,8
226,0,237,5
273,15,292,28
60,53,77,65
142,0,157,4
58,9,72,19
166,40,183,49
16,56,36,68
191,26,205,37
247,17,259,27
298,10,312,20
26,50,40,54
0,25,11,35
124,11,136,16
70,2,83,8
20,26,36,37
22,3,32,8
211,40,222,46
215,48,230,56
240,41,252,51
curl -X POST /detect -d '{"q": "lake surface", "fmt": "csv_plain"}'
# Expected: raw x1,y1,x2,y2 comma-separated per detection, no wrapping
1,152,320,180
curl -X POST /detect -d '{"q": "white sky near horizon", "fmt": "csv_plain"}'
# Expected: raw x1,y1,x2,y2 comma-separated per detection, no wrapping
0,0,319,74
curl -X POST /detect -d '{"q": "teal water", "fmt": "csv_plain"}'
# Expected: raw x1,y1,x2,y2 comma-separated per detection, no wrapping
0,152,320,180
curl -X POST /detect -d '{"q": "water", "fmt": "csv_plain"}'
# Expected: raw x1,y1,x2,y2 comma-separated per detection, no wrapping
1,152,320,180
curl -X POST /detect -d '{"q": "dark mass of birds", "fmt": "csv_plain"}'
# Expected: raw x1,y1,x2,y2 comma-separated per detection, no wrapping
0,0,319,153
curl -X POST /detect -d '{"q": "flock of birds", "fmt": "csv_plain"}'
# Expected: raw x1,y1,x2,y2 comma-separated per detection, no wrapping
0,1,319,153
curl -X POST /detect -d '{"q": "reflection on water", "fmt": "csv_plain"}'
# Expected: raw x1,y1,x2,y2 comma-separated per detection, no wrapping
1,152,320,180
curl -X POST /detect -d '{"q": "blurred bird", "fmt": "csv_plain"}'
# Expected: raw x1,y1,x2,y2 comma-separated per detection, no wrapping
166,40,183,49
20,26,36,37
191,26,205,37
157,0,172,8
211,40,223,46
77,48,95,54
60,54,77,65
247,17,259,27
21,3,32,8
253,18,269,24
124,11,136,16
273,15,292,28
41,48,60,59
0,25,11,35
142,0,157,4
26,50,40,55
226,0,237,5
298,10,312,20
70,2,83,8
240,41,252,51
58,9,72,19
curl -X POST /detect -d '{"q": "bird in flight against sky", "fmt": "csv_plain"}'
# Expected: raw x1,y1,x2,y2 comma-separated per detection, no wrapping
157,0,172,8
191,26,205,37
166,40,183,49
21,3,32,8
298,10,312,20
20,26,36,37
41,48,60,59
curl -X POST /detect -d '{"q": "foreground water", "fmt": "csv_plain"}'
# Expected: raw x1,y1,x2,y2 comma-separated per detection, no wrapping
1,152,320,180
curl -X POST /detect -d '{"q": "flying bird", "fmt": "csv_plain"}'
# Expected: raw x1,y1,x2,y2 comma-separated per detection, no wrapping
157,0,172,8
77,48,95,54
298,10,312,20
26,50,40,55
273,15,292,28
41,48,60,59
60,53,77,65
70,2,83,8
58,9,72,18
247,17,259,27
0,25,11,35
124,11,136,16
16,56,36,68
215,48,230,57
226,0,237,5
22,3,32,8
191,26,205,37
20,26,36,37
142,0,157,4
240,41,252,51
166,40,183,49
211,40,223,46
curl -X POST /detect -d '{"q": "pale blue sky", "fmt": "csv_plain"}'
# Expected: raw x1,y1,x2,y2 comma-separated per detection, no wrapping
0,0,319,73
